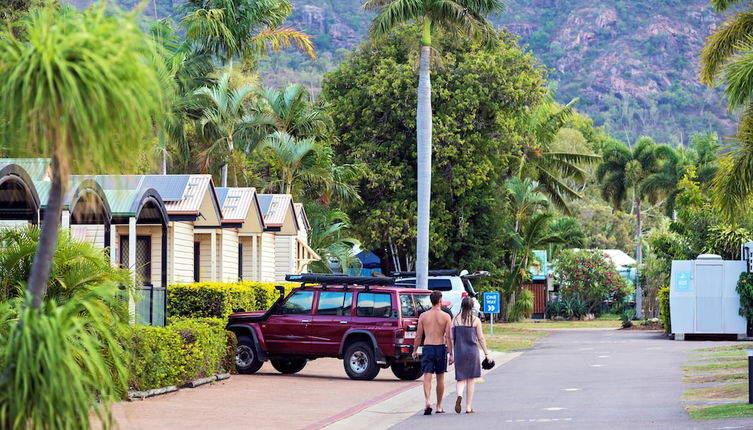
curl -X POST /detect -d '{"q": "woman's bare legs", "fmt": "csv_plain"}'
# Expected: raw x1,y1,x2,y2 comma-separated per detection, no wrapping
466,378,476,412
455,379,467,413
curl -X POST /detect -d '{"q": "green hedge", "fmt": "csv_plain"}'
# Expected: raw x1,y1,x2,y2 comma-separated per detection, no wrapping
658,286,670,334
168,281,298,319
127,318,236,391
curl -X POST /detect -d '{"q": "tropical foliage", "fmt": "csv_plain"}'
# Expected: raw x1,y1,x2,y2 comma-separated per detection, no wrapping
556,249,633,313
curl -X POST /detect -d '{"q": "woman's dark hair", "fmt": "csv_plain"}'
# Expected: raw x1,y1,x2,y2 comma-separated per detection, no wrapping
460,297,473,326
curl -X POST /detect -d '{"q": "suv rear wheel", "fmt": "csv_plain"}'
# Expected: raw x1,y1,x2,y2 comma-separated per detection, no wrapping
271,357,307,374
343,341,380,380
390,362,423,380
236,336,263,374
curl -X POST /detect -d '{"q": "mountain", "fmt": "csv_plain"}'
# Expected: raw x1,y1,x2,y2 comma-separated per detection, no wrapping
274,0,736,145
67,0,739,145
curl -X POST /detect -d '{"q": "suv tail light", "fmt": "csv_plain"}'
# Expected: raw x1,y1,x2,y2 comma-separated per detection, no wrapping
461,291,468,299
395,328,405,344
442,300,452,308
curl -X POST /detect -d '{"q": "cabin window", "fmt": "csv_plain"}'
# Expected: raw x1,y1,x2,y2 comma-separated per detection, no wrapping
120,236,152,286
193,241,200,282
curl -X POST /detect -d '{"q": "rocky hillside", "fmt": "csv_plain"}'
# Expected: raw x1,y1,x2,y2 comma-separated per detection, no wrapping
278,0,736,144
67,0,738,144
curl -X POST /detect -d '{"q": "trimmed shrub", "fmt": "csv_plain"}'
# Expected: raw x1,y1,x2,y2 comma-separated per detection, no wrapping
168,281,298,319
127,318,237,391
509,289,534,321
658,286,671,334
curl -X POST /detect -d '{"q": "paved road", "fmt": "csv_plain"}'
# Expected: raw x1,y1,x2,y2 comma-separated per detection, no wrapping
392,330,753,430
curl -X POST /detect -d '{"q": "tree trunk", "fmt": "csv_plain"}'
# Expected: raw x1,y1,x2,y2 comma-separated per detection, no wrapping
221,164,228,187
635,196,643,319
415,21,433,291
26,155,65,309
161,151,167,175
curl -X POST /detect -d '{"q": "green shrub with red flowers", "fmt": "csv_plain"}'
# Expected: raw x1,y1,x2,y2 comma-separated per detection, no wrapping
555,249,633,313
736,272,753,325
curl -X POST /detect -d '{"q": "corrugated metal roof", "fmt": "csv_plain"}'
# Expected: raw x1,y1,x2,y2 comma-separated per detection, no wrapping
258,194,293,227
216,187,256,222
294,203,311,231
104,189,139,216
0,158,50,181
162,175,211,214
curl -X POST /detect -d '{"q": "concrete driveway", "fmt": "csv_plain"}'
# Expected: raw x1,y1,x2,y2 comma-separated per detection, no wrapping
391,330,752,430
112,358,422,430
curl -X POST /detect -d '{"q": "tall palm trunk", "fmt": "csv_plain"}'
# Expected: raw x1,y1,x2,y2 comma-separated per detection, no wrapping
222,135,234,187
635,195,643,319
415,20,432,291
162,151,167,175
26,155,65,309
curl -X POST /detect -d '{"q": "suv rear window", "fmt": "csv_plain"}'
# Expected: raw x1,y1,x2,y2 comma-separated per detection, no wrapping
356,293,392,318
317,292,353,316
282,291,314,315
395,279,453,291
400,294,416,317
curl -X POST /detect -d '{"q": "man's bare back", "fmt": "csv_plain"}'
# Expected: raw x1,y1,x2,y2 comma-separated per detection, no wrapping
417,307,452,346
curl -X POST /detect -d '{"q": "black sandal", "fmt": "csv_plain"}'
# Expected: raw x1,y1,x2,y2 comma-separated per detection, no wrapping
424,407,433,415
455,396,462,414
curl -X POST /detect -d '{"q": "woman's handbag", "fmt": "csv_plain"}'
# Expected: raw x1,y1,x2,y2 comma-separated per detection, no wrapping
481,357,495,370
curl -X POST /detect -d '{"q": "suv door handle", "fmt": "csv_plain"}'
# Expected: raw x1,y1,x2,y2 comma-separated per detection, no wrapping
301,319,310,323
339,320,348,324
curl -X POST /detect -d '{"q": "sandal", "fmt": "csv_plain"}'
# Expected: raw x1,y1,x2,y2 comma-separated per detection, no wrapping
455,396,462,414
436,409,445,414
424,407,433,415
466,409,475,414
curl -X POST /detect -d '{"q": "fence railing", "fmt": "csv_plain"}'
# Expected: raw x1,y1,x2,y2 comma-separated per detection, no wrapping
134,286,166,327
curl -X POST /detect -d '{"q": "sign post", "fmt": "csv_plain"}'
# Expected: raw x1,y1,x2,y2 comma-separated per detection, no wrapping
483,292,501,337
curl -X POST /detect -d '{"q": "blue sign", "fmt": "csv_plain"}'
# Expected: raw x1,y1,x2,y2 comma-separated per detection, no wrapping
483,292,501,314
675,271,692,292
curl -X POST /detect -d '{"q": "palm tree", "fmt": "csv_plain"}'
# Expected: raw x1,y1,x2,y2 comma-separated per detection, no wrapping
261,131,329,195
306,205,361,273
506,177,549,233
194,70,272,186
547,216,586,259
363,0,503,290
596,137,662,318
689,132,721,187
517,98,601,213
0,4,165,309
700,0,753,217
150,19,213,174
181,0,314,66
504,211,565,321
642,144,692,218
255,83,333,140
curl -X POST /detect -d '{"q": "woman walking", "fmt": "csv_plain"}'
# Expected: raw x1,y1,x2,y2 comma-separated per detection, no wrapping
452,297,490,414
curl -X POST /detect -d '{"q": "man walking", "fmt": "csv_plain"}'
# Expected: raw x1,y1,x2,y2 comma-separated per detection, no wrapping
412,290,453,415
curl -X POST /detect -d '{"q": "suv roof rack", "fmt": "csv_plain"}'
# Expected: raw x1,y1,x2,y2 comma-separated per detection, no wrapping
391,269,459,277
285,274,396,287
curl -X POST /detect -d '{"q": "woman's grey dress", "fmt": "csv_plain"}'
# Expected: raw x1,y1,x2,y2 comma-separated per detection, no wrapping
452,320,481,380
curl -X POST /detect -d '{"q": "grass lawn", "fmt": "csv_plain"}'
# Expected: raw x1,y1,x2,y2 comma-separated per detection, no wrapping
505,320,621,329
482,324,549,352
687,403,753,421
683,343,753,420
682,361,748,372
681,383,748,402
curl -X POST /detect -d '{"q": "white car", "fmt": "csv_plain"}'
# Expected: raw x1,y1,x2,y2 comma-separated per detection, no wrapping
392,270,486,317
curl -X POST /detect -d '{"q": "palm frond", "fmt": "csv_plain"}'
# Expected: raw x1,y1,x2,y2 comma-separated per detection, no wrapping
248,26,315,60
369,0,424,39
700,12,753,84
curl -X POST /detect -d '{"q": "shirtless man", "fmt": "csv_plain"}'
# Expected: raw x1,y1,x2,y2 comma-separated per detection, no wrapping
412,290,453,415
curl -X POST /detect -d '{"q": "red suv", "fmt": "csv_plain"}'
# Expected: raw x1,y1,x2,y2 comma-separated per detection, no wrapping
226,275,433,380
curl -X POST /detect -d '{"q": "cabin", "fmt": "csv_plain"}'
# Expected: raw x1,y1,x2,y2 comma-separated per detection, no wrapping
0,159,321,326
